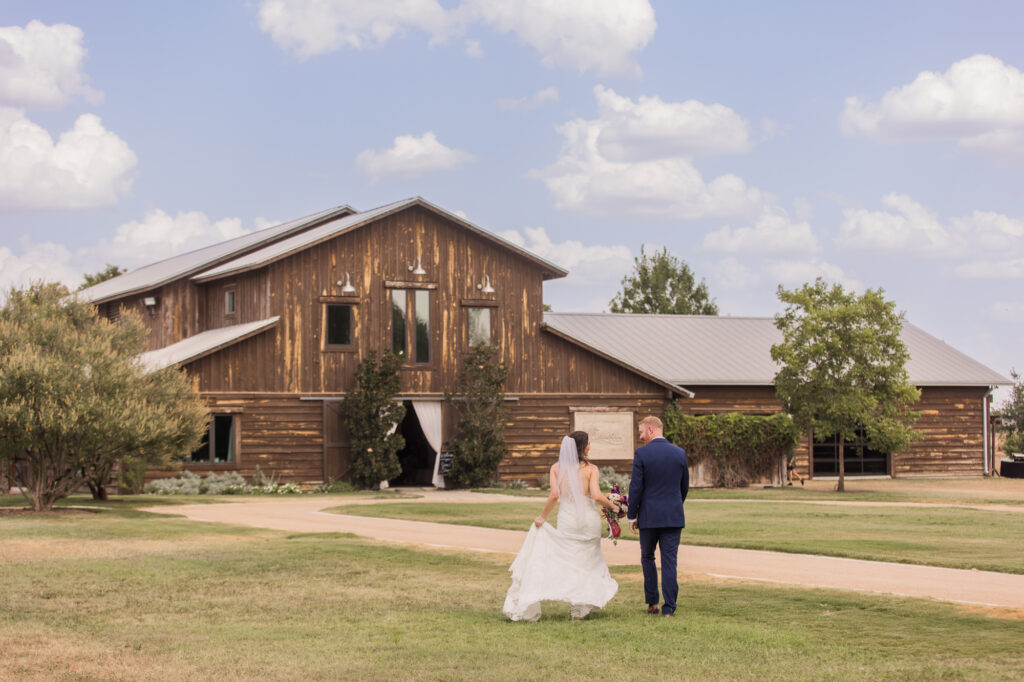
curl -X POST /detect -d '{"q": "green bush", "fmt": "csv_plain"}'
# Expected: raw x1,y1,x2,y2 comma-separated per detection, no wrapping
598,466,630,493
664,404,799,487
144,470,303,495
342,351,405,489
445,344,509,488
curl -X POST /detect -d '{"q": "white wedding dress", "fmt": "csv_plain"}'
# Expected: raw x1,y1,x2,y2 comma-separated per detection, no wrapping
502,488,619,621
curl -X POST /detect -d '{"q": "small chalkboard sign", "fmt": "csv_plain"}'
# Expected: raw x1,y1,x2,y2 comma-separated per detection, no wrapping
438,451,455,475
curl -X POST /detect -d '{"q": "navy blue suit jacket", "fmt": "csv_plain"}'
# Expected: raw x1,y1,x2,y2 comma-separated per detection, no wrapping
628,437,689,529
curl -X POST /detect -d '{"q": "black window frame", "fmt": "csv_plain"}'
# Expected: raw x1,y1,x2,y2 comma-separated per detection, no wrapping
391,288,433,366
324,303,355,349
190,414,237,464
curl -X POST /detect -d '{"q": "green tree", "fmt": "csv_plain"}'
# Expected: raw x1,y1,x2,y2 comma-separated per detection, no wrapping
445,343,509,488
342,351,405,488
999,370,1024,454
0,282,207,510
80,264,126,290
609,245,718,315
770,279,921,492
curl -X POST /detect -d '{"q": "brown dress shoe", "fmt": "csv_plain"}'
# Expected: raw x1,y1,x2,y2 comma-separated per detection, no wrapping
647,604,660,614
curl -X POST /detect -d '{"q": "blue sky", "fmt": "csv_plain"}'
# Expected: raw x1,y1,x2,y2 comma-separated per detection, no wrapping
1,1,1021,400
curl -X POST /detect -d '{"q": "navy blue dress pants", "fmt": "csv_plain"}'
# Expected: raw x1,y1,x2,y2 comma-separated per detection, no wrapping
639,527,682,615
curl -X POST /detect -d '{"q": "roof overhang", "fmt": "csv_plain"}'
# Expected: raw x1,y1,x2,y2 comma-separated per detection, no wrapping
138,316,279,372
542,323,695,398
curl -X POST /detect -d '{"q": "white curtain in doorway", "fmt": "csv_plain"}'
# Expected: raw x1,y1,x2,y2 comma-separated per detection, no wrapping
412,400,445,488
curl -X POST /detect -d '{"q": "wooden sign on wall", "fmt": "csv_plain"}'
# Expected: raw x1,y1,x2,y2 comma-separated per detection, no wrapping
572,411,634,460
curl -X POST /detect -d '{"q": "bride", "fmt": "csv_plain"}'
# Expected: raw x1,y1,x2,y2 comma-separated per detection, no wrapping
503,430,620,621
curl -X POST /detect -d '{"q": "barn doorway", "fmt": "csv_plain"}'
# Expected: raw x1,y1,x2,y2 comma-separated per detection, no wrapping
392,401,441,486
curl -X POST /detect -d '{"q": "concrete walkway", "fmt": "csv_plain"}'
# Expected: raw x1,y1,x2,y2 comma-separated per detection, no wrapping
144,493,1024,610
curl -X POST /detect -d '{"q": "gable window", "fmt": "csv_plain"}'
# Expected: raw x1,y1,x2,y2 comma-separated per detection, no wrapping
391,289,432,364
467,307,492,346
191,414,236,463
325,304,353,347
224,289,236,315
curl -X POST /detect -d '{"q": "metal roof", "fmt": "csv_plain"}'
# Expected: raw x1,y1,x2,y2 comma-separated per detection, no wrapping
543,313,1010,388
192,196,568,283
138,316,279,372
77,205,356,304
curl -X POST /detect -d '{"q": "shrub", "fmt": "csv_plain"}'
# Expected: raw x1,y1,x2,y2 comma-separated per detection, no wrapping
665,406,799,487
144,470,303,495
445,343,509,488
598,466,630,493
342,351,405,488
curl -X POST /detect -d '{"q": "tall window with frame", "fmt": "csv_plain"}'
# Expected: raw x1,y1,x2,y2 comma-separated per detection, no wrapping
224,289,236,316
467,307,492,347
191,414,236,463
324,303,354,348
391,289,432,364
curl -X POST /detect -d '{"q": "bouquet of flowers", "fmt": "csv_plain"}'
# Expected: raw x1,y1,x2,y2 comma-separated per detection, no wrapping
603,484,628,544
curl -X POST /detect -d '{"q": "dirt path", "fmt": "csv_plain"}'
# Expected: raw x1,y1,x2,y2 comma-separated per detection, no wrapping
144,493,1024,610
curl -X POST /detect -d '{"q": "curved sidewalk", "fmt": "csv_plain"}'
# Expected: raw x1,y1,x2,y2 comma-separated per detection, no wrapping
145,497,1024,610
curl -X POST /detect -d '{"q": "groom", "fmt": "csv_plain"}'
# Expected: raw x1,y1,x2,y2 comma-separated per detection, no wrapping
628,415,689,618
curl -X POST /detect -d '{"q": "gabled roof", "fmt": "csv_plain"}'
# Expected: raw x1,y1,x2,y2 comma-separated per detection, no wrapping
138,316,279,372
543,313,1010,389
78,205,357,304
191,196,568,283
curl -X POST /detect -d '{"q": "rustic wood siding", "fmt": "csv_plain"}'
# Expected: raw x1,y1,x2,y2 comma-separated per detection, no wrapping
892,386,987,477
102,278,204,351
500,394,668,484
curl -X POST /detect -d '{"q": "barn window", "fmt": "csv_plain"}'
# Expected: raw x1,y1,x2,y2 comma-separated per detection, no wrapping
812,427,888,476
467,307,492,346
224,289,236,315
391,289,432,364
191,414,236,463
325,304,353,347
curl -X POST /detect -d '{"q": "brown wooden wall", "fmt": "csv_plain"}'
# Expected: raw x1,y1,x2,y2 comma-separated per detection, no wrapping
100,278,204,351
892,386,987,477
500,393,669,484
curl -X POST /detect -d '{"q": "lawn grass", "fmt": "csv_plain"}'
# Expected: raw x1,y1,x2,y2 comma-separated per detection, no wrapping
1,507,1022,681
328,500,1024,574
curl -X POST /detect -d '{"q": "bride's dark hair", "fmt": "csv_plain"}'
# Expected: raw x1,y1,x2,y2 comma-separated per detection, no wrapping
568,430,590,464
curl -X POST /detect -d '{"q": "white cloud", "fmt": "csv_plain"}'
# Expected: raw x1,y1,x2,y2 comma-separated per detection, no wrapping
355,131,473,182
955,258,1024,279
532,87,764,217
499,225,633,285
706,257,760,291
109,209,248,258
590,85,750,160
257,0,451,58
837,193,958,254
841,54,1024,156
498,86,559,111
766,258,862,291
0,107,137,209
256,0,656,75
951,211,1024,250
0,210,253,292
703,206,819,253
0,20,100,109
461,0,656,76
464,39,483,58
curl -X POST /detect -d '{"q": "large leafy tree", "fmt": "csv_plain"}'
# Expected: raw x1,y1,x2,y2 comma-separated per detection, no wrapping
770,279,921,492
445,343,509,488
79,264,126,290
342,351,406,488
999,370,1024,454
609,245,718,315
0,282,207,510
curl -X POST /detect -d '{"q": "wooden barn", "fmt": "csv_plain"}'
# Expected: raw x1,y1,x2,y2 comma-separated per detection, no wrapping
78,197,1009,486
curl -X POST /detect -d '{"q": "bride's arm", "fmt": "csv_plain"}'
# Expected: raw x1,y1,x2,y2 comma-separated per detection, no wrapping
534,463,559,527
588,466,618,511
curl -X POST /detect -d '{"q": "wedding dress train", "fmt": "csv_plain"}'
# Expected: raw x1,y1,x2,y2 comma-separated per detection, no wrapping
502,495,618,621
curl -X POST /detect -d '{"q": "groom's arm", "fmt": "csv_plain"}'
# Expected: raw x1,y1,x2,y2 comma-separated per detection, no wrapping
628,450,644,531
